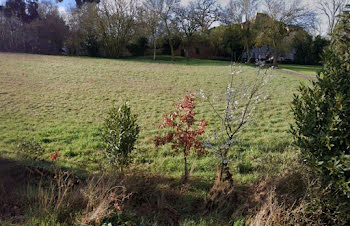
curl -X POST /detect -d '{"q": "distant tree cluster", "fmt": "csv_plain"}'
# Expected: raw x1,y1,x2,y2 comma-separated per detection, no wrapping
0,0,344,64
0,0,68,54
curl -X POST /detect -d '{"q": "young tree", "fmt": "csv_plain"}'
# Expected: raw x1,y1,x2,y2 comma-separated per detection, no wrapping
155,95,208,182
101,102,140,172
0,10,24,51
317,0,349,37
203,62,272,212
202,63,271,185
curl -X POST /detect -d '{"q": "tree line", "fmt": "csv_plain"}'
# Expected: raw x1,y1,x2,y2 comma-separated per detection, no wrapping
1,0,346,65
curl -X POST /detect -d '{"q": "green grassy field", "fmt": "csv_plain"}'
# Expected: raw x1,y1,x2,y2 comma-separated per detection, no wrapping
278,64,322,76
0,53,309,182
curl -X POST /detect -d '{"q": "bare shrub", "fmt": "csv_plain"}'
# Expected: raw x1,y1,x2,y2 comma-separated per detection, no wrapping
81,174,130,225
247,166,350,225
26,170,130,225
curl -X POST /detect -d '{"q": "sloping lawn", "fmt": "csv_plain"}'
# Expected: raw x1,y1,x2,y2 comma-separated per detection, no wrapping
0,53,308,182
279,64,322,76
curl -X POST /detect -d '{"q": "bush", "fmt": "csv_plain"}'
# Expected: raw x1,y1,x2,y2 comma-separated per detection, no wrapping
291,9,350,196
101,102,140,171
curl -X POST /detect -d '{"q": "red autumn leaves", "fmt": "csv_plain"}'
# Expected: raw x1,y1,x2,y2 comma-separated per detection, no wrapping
50,151,61,161
155,94,208,157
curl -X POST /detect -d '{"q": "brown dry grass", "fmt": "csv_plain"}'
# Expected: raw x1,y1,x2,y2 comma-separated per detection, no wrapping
1,156,349,225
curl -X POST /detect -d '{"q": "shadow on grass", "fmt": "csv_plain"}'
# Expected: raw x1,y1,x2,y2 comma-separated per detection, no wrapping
0,157,53,222
0,153,317,225
122,55,232,66
0,155,235,225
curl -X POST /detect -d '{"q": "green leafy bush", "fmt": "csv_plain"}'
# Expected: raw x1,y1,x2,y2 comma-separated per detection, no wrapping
101,102,140,170
291,10,350,196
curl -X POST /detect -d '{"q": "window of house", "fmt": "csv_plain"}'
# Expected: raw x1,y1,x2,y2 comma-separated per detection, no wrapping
195,48,200,55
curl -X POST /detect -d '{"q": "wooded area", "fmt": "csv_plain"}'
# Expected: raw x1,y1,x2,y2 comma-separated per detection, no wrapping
0,0,344,65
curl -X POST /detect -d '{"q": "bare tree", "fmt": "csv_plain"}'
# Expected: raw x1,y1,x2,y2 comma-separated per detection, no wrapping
223,0,260,63
202,62,271,186
224,0,259,24
264,0,316,26
256,0,316,66
98,0,138,58
317,0,349,37
142,0,162,60
158,0,180,61
192,0,220,32
175,4,200,59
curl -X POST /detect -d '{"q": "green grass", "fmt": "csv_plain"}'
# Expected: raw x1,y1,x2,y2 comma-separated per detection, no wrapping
0,53,309,182
278,64,322,76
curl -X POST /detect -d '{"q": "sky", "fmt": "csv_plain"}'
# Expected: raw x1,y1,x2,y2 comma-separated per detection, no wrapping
0,0,331,35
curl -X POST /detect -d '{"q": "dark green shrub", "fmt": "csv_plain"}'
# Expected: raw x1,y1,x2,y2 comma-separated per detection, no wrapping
101,102,140,171
291,9,350,196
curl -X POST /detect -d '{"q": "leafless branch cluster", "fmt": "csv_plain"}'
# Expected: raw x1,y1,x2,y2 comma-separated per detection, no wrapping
202,62,272,165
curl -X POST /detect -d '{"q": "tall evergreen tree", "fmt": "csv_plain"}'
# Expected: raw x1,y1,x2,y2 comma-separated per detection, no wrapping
292,6,350,196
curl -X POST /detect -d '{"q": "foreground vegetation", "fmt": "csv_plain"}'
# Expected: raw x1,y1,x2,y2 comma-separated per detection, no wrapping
1,52,348,225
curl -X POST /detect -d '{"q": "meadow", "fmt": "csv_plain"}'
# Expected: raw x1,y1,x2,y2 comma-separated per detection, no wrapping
3,53,338,225
0,53,312,182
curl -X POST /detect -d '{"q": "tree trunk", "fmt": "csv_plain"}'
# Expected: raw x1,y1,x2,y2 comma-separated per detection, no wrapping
246,43,251,63
273,48,278,66
169,39,175,61
187,43,190,60
215,162,233,186
183,150,188,182
205,159,235,212
164,20,175,61
153,38,156,61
